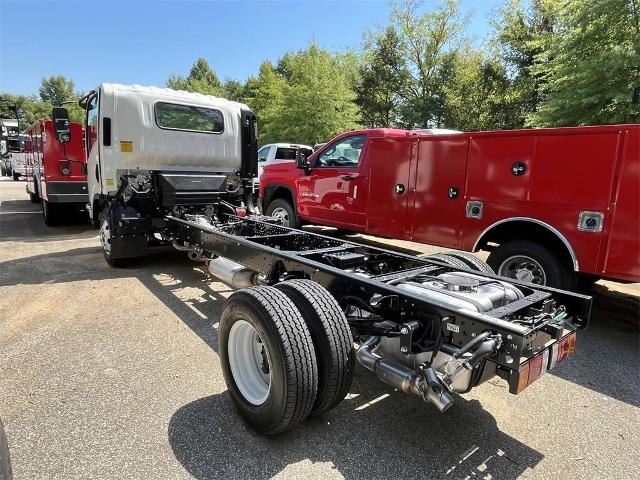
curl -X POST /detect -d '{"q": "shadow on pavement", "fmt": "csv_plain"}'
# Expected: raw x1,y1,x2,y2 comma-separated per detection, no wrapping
168,372,543,480
0,199,94,243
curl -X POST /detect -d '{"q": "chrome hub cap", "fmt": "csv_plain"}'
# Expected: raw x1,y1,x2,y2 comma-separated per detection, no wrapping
271,207,290,227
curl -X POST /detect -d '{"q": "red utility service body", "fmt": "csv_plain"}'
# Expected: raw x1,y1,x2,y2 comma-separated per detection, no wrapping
259,125,639,285
24,120,88,205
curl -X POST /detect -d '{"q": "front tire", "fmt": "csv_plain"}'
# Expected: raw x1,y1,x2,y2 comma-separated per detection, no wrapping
100,214,127,267
487,240,576,289
220,287,318,435
275,280,354,416
265,198,300,229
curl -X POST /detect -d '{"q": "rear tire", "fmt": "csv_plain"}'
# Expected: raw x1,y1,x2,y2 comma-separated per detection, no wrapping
423,253,470,269
41,200,58,226
487,240,576,289
12,173,19,181
276,279,354,416
220,287,318,435
265,198,300,229
29,191,39,203
438,251,495,274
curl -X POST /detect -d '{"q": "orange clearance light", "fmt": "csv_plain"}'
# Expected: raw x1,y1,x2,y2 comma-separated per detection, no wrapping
557,332,577,364
516,362,530,394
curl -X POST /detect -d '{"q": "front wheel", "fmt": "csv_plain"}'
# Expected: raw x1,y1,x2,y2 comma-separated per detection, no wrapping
487,240,576,289
265,199,300,229
220,287,318,435
100,215,127,267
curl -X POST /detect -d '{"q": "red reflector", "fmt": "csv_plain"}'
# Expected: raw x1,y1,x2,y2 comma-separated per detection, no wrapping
235,208,247,218
527,353,545,384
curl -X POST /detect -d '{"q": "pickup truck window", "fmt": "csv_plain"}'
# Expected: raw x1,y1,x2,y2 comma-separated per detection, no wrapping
316,134,365,168
155,102,224,134
258,146,270,163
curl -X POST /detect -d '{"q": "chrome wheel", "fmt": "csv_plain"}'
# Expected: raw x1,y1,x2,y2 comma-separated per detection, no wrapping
271,206,290,227
228,319,271,405
498,255,547,285
100,219,111,256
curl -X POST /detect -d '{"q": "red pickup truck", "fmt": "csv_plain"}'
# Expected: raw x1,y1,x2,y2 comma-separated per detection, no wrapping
259,125,640,289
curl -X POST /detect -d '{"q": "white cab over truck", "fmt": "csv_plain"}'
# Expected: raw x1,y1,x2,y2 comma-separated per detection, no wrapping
49,84,589,436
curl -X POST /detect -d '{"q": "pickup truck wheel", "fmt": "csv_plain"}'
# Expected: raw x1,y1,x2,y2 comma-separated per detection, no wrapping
100,216,127,268
220,287,318,435
276,280,355,416
266,199,300,229
41,200,59,226
487,240,576,289
438,251,495,274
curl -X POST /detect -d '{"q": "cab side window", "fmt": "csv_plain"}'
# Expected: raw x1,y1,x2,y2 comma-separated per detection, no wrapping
316,135,365,168
258,146,270,163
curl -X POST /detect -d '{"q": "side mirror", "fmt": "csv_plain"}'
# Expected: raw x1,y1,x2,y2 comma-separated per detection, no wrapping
296,150,310,171
52,107,71,143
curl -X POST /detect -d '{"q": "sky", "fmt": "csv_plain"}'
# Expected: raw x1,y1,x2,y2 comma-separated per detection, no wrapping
0,0,503,96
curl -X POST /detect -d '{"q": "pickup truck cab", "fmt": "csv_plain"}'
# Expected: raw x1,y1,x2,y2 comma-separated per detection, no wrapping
259,126,640,289
257,143,313,178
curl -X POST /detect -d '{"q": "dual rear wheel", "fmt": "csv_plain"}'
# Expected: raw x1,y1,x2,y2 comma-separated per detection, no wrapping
219,280,354,435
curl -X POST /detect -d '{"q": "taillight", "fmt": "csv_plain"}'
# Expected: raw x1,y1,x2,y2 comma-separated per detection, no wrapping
235,207,247,217
60,161,71,176
511,331,576,394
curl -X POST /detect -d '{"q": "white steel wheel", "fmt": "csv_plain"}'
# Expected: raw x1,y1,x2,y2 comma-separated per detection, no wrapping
100,219,112,256
227,319,271,405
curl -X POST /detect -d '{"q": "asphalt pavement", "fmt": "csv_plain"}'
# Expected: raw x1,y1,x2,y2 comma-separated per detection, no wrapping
0,176,638,479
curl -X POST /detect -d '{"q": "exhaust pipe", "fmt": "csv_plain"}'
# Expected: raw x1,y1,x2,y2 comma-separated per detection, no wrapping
356,336,453,412
208,257,259,288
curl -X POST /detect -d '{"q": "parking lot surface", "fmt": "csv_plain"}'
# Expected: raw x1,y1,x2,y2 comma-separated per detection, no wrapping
1,177,638,479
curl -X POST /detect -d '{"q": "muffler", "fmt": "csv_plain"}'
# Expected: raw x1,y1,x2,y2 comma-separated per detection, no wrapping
356,336,453,412
208,257,259,288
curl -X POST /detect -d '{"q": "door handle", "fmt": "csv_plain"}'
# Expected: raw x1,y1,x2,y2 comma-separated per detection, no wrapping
395,183,405,195
341,174,357,181
95,164,100,182
448,187,459,199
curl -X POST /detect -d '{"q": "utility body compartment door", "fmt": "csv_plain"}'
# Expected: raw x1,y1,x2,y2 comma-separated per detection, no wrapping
408,137,468,248
365,137,415,239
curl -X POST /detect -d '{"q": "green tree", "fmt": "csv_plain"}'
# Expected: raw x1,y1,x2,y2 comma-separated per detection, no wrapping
389,0,469,128
249,43,360,145
167,57,224,96
39,75,76,107
528,0,640,126
356,27,410,127
491,0,562,126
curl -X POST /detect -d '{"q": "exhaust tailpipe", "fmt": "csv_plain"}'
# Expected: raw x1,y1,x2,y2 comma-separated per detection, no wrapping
356,336,454,412
208,257,258,288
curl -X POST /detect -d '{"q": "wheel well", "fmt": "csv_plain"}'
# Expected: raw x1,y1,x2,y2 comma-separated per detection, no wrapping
475,220,577,271
264,186,295,211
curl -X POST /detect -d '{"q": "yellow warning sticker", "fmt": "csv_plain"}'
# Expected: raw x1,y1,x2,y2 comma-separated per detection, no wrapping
106,178,114,186
120,141,133,152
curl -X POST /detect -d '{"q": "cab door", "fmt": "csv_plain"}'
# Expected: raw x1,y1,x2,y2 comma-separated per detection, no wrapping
296,134,368,229
409,137,468,248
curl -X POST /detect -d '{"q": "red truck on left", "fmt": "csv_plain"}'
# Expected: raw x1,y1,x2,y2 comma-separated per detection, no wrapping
24,119,88,225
